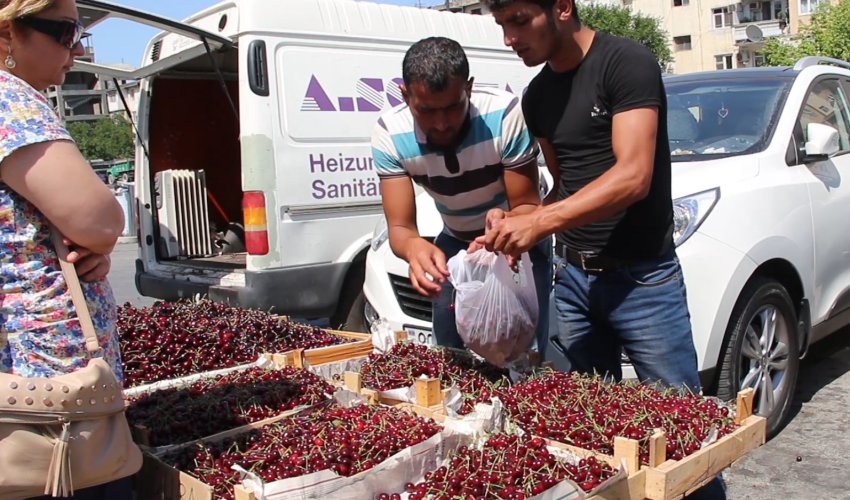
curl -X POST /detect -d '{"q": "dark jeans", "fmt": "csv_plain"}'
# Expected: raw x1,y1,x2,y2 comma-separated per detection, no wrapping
432,231,554,360
25,476,133,500
551,250,701,390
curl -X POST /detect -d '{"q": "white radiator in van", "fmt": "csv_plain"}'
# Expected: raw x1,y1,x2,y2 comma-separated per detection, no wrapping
155,169,213,258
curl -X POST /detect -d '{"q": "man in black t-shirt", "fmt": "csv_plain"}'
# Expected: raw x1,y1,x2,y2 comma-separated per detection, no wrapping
479,8,728,497
478,0,702,391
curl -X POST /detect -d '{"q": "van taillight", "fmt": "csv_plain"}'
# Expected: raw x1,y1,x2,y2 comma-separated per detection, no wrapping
242,191,269,255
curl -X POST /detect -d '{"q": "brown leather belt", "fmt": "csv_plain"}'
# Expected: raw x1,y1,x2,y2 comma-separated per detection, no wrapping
555,242,631,273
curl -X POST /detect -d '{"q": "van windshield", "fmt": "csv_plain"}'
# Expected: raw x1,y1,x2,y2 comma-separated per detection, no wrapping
665,78,790,161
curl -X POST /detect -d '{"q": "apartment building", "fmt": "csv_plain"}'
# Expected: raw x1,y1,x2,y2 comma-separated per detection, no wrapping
629,0,791,73
45,38,140,123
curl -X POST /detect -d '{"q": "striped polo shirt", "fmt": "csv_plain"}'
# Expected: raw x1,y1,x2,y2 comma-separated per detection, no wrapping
371,88,539,241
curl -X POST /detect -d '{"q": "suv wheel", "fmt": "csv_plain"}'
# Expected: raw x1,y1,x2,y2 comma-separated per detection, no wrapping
716,278,800,438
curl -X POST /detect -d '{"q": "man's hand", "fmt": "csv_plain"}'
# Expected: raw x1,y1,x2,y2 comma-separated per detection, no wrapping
63,238,112,281
405,238,449,298
467,209,506,253
475,209,540,258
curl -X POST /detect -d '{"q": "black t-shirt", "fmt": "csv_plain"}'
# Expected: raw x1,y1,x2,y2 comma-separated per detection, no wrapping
522,32,673,259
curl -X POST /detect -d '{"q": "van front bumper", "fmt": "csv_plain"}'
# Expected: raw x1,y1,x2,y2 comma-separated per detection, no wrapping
135,259,348,317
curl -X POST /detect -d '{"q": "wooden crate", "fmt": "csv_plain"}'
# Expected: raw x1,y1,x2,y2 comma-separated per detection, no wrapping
638,389,766,500
269,329,372,368
135,398,446,500
126,358,330,450
342,370,450,415
545,388,766,500
134,409,293,500
136,452,257,500
132,404,310,451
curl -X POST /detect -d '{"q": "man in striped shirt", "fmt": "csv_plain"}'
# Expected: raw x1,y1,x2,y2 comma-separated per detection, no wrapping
371,36,553,357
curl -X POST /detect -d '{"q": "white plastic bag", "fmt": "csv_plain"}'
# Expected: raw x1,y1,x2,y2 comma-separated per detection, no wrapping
447,249,538,366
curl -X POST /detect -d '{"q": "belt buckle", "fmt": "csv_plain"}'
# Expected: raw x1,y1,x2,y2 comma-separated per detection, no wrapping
579,251,605,273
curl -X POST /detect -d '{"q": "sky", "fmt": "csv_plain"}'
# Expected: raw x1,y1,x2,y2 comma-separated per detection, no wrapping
86,0,443,66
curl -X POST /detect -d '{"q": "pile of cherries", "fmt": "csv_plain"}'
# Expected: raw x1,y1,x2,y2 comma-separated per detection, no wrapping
117,299,351,387
377,433,616,500
126,366,333,446
166,403,442,500
498,371,738,464
359,343,510,414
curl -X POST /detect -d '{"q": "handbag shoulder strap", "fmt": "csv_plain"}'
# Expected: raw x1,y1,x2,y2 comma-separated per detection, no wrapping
49,227,101,354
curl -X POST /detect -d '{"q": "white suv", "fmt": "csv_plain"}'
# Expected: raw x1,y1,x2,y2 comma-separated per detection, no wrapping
362,56,850,437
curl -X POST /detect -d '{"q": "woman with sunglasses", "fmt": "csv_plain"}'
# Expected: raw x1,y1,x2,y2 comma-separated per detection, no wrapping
0,1,134,499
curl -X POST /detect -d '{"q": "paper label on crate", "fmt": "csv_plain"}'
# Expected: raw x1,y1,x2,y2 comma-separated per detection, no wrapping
376,386,415,402
370,317,397,353
332,387,369,407
305,355,368,381
440,400,503,436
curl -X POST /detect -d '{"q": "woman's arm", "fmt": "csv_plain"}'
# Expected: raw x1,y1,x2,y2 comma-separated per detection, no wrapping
1,140,124,255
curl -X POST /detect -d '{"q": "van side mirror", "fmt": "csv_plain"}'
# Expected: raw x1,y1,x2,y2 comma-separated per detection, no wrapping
804,122,840,161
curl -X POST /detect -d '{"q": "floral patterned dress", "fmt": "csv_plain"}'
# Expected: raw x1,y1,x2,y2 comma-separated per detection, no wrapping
0,70,123,382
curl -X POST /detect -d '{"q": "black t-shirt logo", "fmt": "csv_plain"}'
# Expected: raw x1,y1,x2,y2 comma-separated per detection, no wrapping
591,104,609,118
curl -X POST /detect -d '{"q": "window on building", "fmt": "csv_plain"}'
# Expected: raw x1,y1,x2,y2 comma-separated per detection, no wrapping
713,7,733,28
673,0,689,6
715,54,734,70
673,36,692,51
800,0,823,14
470,8,482,14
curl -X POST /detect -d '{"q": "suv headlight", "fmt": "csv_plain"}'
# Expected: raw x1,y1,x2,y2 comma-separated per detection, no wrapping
370,216,389,252
673,188,719,247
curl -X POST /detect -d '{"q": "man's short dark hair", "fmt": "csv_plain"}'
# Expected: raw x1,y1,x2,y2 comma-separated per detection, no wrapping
482,0,580,22
402,37,469,91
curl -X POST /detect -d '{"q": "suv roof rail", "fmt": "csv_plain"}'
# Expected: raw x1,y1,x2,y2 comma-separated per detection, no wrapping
793,56,850,71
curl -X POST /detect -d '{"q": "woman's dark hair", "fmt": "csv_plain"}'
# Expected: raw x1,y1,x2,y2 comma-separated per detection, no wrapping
402,37,469,91
483,0,580,22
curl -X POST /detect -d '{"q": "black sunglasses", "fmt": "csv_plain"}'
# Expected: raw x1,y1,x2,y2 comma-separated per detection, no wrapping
15,16,87,49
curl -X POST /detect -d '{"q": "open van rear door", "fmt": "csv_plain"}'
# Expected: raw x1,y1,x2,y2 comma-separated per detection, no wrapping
73,0,235,79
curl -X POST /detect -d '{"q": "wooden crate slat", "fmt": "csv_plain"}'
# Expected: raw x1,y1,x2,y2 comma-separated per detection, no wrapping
138,451,259,500
648,429,667,468
415,378,442,407
275,330,372,367
342,370,448,413
643,414,766,499
586,470,647,500
614,436,641,476
136,452,214,500
735,387,755,424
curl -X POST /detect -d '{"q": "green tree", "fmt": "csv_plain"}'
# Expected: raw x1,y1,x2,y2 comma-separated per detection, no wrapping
763,0,850,66
67,115,134,161
580,4,673,68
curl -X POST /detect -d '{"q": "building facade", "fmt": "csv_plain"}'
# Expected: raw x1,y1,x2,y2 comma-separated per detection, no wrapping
46,39,140,123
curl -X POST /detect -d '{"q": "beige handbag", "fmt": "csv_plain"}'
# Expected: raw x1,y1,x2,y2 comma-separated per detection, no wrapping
0,230,142,499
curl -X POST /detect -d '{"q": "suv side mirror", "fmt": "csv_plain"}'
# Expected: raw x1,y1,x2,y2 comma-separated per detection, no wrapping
804,122,840,161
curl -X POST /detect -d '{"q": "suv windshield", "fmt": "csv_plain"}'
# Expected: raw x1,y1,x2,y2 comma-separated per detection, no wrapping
666,77,790,161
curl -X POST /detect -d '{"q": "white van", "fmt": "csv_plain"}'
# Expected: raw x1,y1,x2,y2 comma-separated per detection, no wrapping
76,0,540,329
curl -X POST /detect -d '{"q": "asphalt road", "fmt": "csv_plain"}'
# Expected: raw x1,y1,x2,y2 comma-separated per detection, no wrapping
107,241,850,499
